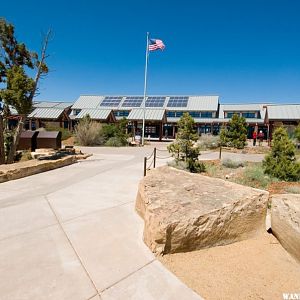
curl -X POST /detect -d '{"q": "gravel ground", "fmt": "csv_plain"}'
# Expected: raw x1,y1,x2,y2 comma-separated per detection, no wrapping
160,232,300,300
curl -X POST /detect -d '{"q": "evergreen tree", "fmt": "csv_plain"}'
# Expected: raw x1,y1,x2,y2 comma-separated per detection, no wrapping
263,127,300,181
220,113,247,149
168,112,204,172
294,123,300,143
0,18,50,163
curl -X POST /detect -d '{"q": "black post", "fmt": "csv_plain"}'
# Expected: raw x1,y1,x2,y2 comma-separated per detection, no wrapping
219,145,222,160
153,147,156,168
144,157,147,177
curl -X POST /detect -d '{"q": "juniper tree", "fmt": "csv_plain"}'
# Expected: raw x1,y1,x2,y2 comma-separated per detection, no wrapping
168,112,204,172
263,127,300,181
0,18,50,163
220,113,247,149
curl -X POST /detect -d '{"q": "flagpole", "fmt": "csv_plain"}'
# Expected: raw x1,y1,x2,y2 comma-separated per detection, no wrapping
142,32,149,146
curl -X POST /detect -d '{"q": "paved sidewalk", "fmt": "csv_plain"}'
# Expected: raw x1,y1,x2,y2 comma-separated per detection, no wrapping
0,146,201,300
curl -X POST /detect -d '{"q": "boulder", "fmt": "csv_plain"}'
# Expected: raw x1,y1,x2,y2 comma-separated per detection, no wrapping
271,194,300,262
136,166,269,255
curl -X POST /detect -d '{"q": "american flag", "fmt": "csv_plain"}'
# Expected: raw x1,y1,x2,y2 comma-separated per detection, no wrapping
148,39,165,51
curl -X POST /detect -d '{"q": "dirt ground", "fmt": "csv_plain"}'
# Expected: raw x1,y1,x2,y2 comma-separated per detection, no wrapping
160,232,300,300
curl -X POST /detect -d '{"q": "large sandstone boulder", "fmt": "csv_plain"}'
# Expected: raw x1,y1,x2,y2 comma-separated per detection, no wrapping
271,194,300,262
136,166,269,255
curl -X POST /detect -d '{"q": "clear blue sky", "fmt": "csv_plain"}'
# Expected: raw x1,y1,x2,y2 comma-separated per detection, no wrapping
2,0,300,103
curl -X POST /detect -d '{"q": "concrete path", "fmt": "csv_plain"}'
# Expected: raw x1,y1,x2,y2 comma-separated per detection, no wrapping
0,145,201,300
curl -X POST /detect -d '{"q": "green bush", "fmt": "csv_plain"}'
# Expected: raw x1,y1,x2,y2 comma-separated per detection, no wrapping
198,135,220,150
263,127,300,181
168,113,203,173
167,159,205,173
105,137,125,147
222,158,244,169
75,115,104,146
167,160,188,171
284,186,300,194
45,124,73,141
236,163,276,189
220,114,247,149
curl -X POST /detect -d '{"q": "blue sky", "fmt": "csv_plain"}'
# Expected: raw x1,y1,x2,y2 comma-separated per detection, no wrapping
2,0,300,103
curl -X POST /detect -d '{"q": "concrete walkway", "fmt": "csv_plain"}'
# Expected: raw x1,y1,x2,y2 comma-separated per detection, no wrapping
0,145,201,300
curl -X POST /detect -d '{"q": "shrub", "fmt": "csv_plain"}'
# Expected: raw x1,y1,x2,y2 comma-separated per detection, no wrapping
105,137,125,147
198,135,220,150
168,113,204,172
220,114,247,149
236,163,276,189
45,124,73,141
294,124,300,143
263,127,300,181
167,160,188,171
285,186,300,194
222,158,244,169
75,115,104,146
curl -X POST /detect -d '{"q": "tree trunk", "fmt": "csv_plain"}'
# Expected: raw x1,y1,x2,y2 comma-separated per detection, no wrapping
6,115,25,164
0,115,5,164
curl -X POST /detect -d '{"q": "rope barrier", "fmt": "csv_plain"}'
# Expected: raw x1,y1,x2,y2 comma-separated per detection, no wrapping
156,155,172,159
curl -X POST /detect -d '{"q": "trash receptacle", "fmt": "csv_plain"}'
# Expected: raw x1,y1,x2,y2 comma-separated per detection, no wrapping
36,131,62,149
17,131,38,151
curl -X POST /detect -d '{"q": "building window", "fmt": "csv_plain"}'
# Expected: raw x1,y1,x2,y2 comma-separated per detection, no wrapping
226,112,239,118
166,111,176,118
242,112,256,118
200,112,213,118
189,111,201,118
74,109,81,115
114,110,130,117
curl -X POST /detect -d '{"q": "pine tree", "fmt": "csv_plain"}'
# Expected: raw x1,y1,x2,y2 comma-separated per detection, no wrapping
220,113,247,149
263,127,300,181
168,112,204,172
0,18,50,163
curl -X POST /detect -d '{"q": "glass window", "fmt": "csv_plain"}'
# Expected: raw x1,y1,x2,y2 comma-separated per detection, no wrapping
201,112,213,118
242,112,256,118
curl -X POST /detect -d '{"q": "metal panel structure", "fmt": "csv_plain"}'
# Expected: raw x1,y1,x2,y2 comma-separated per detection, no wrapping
28,108,65,119
127,108,165,121
100,96,123,107
121,96,144,107
71,95,104,109
267,104,300,120
186,96,219,111
76,108,112,120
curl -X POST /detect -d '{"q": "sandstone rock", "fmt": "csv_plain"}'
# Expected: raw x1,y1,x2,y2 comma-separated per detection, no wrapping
271,194,300,262
136,166,269,255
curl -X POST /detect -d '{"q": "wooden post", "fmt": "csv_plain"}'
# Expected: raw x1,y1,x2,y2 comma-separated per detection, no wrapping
153,147,156,168
219,145,222,160
143,157,147,177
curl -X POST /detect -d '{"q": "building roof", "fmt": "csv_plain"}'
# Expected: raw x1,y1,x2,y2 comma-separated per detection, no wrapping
76,108,112,120
127,108,165,121
266,104,300,120
167,117,222,123
71,95,220,111
34,101,72,109
28,108,65,119
71,96,104,109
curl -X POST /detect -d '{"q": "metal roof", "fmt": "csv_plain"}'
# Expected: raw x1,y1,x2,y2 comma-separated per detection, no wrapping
28,108,65,119
76,109,112,120
127,108,165,121
72,95,220,111
33,101,72,109
219,103,267,120
267,104,300,120
72,96,104,109
184,96,219,111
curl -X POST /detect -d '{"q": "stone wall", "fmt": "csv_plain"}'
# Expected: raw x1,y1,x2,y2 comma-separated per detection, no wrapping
0,156,76,183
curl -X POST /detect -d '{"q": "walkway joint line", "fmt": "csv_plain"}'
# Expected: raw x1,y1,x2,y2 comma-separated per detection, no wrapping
43,194,100,294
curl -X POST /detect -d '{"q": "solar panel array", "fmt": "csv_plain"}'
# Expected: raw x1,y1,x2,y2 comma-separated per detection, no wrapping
146,96,166,107
122,96,144,107
100,96,123,107
167,96,189,107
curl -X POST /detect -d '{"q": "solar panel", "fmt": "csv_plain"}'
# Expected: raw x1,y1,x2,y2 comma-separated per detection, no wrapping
122,96,144,107
145,96,166,107
100,96,123,107
167,96,189,107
